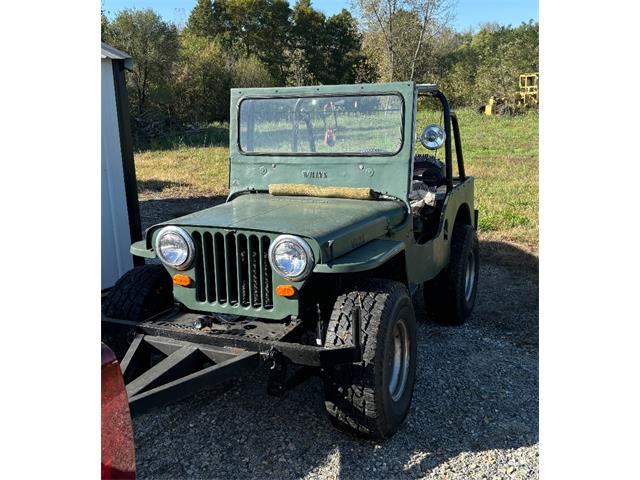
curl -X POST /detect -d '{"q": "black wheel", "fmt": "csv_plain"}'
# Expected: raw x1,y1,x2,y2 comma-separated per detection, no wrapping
423,224,479,325
102,264,173,321
322,279,417,439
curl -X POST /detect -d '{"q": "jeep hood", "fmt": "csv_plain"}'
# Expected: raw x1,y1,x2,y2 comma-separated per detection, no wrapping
155,193,406,262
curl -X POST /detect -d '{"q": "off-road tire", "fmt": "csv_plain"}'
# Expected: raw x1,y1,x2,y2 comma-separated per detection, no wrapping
322,279,417,439
102,264,173,321
424,224,479,325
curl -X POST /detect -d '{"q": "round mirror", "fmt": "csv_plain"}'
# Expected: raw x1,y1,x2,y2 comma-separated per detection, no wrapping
420,124,446,150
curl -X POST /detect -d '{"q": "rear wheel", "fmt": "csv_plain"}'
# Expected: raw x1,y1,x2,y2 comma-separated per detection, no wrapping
322,279,417,439
424,224,479,325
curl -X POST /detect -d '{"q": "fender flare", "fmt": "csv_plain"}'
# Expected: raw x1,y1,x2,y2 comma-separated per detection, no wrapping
313,239,404,274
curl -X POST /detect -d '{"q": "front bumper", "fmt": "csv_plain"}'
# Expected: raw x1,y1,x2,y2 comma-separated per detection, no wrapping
102,308,361,368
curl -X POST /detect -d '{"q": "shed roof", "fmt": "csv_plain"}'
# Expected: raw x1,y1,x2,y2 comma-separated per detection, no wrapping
101,42,133,70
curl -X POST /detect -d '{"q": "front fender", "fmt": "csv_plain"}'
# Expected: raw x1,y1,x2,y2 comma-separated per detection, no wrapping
313,239,404,274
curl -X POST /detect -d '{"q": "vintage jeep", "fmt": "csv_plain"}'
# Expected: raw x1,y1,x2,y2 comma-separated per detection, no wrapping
102,81,479,439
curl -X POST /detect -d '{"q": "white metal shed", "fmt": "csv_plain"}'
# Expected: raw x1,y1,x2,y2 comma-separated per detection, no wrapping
101,43,142,289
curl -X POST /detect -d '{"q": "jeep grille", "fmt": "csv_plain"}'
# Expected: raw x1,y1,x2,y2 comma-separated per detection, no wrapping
191,231,273,310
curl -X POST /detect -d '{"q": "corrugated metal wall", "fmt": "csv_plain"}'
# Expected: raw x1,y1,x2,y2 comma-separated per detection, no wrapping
101,58,133,289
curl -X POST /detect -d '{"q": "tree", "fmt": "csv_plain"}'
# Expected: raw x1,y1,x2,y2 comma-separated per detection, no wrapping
290,0,326,83
434,21,539,106
287,4,367,85
101,11,110,41
353,0,455,81
173,33,231,123
322,9,367,84
106,9,180,115
173,33,275,123
186,0,216,38
211,0,291,84
283,48,316,86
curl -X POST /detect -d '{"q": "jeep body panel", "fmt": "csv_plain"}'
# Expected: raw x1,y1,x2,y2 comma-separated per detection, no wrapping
143,193,406,263
401,178,475,284
131,81,476,320
137,193,407,320
228,82,416,201
314,239,405,273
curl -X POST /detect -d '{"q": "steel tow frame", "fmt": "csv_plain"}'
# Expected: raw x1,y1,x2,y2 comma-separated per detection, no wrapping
120,334,260,414
102,308,363,413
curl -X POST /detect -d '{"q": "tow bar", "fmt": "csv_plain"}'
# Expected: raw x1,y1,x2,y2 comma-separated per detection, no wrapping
102,308,362,413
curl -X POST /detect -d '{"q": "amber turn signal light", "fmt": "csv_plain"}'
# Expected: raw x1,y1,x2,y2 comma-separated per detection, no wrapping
275,285,296,297
173,274,192,287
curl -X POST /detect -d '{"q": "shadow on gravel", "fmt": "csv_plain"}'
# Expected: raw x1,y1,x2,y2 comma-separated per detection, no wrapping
131,240,538,479
138,179,190,194
138,195,226,232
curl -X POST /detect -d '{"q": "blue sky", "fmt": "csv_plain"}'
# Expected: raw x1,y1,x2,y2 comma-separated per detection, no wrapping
102,0,538,32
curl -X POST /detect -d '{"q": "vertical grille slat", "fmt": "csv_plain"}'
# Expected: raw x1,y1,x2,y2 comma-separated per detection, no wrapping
190,229,274,310
192,232,205,302
225,233,238,305
258,237,265,307
249,236,261,307
214,233,226,303
203,232,215,302
238,235,249,306
261,237,273,309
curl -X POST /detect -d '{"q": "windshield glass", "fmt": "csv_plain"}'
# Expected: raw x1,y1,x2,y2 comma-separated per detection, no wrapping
238,94,404,155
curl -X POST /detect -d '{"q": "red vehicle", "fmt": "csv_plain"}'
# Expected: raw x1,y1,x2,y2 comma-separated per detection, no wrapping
101,343,136,479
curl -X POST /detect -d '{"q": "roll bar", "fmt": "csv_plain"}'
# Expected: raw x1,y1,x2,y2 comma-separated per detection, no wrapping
416,85,466,192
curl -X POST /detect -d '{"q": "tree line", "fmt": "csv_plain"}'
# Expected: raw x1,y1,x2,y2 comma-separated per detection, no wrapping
101,0,538,125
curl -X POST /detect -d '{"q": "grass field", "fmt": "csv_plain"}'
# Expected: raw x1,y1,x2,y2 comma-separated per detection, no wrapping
134,107,538,251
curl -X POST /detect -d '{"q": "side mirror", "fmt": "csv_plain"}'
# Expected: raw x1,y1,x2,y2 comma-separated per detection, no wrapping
420,124,446,150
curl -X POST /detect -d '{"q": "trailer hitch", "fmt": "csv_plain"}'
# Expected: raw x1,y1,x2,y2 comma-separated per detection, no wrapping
265,347,317,397
266,348,287,396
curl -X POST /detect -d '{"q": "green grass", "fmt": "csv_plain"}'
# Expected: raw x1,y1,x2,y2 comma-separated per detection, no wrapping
134,123,230,198
454,109,538,250
135,108,538,250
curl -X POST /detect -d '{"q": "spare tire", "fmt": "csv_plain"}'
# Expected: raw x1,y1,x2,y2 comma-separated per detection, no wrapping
413,154,445,186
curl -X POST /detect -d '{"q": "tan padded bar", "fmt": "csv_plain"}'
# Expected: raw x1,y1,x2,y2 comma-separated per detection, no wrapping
268,183,375,200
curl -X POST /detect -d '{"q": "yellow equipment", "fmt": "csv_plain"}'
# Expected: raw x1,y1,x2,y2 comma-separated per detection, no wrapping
519,72,538,107
483,72,539,116
484,96,498,116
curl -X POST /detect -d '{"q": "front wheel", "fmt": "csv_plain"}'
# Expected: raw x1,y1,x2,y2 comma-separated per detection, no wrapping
102,265,173,358
322,279,417,439
102,264,173,321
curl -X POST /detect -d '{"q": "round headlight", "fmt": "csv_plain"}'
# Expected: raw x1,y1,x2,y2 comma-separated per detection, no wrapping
155,226,195,271
420,124,446,150
268,235,315,282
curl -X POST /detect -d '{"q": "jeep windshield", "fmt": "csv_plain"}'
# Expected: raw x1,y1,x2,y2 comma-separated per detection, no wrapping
238,93,404,156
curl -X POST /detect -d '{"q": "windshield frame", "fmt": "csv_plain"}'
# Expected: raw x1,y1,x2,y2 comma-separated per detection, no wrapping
236,91,405,157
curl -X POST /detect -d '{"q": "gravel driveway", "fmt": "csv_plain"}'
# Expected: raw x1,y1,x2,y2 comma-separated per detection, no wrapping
132,196,539,479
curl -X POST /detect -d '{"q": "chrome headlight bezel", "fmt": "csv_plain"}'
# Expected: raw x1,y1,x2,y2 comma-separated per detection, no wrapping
268,234,315,282
154,226,195,271
420,123,446,150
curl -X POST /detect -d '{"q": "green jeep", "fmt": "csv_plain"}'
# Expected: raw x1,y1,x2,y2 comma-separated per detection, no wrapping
103,81,479,439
